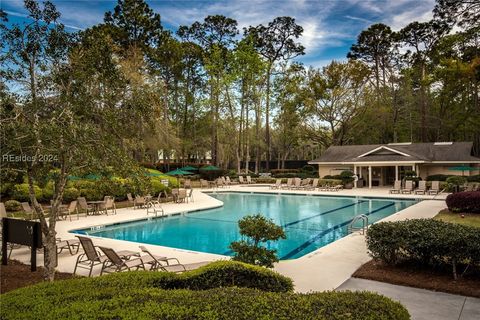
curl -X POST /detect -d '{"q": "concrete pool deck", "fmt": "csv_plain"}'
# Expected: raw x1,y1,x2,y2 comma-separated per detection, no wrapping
10,185,447,292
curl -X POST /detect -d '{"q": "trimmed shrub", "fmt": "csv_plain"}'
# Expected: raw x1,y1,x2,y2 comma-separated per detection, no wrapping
4,200,21,212
319,178,343,186
446,176,468,192
466,174,480,182
366,219,480,279
270,169,299,175
426,174,453,181
12,183,42,202
254,178,277,183
0,262,409,320
63,187,80,202
301,165,315,172
446,191,480,213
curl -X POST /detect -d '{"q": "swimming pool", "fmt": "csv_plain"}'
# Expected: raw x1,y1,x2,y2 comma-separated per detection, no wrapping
73,192,417,259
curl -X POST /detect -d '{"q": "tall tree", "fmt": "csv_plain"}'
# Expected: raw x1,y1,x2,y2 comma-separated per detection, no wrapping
246,17,305,170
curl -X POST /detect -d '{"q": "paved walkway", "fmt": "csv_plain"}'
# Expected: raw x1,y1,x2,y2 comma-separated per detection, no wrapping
337,278,480,320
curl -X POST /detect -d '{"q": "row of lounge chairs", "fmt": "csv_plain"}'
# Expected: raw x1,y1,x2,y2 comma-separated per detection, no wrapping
71,236,195,277
390,180,441,195
269,178,343,192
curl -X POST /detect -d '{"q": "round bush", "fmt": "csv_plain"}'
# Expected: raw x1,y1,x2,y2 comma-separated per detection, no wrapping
63,187,80,202
1,261,409,320
4,200,21,212
446,191,480,213
12,183,42,202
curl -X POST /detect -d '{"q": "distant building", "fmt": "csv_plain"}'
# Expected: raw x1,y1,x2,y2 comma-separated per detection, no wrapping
309,142,480,188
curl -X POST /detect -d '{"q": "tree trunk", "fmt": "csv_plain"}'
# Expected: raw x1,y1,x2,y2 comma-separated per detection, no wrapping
265,66,271,171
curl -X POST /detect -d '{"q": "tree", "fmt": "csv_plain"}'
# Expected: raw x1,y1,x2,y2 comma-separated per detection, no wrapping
246,17,305,170
434,0,480,29
229,214,286,268
104,0,164,51
1,1,160,280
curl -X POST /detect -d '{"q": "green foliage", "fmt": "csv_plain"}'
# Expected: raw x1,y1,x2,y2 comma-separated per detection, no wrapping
230,214,286,268
0,261,409,320
366,219,480,279
63,187,80,202
426,174,453,181
446,176,468,186
466,175,480,183
319,179,343,186
446,191,480,213
12,184,42,202
4,200,21,212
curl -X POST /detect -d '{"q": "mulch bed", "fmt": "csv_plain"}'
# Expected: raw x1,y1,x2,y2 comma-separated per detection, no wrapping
1,260,75,294
353,259,480,298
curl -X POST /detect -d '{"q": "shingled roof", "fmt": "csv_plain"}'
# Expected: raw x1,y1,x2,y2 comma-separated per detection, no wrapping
309,142,480,164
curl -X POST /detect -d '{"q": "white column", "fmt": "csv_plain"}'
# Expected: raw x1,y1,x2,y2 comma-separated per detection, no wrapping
354,165,357,188
395,165,398,182
359,166,362,178
368,166,372,189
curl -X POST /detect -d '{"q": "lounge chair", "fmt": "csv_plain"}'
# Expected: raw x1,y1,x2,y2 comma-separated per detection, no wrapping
428,181,440,195
74,236,139,277
389,181,401,194
329,184,343,191
127,193,135,207
200,179,209,189
59,200,79,221
176,189,187,203
187,189,194,203
238,176,245,184
134,195,146,209
291,178,302,190
415,181,427,195
270,179,281,189
77,197,93,216
305,179,319,191
139,245,186,272
246,176,253,184
402,180,414,194
20,202,35,220
99,246,150,275
56,238,80,255
226,176,237,185
281,178,293,189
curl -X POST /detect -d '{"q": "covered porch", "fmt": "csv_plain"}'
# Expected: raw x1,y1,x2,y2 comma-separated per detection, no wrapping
352,162,422,189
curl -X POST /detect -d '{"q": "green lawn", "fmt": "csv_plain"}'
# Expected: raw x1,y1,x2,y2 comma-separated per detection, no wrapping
434,209,480,228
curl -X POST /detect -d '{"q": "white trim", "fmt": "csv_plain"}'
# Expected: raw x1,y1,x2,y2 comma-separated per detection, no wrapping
357,146,411,158
310,161,425,165
430,161,480,164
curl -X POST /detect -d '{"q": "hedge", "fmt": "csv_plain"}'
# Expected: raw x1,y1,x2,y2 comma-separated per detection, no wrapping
466,174,480,182
446,191,480,213
12,183,42,202
1,262,409,320
4,200,21,212
426,174,453,181
319,178,343,186
366,219,480,279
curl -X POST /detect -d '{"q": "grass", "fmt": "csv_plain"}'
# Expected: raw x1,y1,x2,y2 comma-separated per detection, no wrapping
434,209,480,228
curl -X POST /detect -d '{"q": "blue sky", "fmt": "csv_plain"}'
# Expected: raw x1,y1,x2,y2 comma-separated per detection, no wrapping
1,0,436,67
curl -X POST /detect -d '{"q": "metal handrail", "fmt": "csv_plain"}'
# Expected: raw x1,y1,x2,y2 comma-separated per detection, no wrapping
432,187,447,200
347,214,369,235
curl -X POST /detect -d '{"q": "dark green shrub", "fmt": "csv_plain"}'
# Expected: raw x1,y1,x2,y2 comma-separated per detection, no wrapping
319,178,342,186
426,174,453,181
63,187,80,202
446,191,480,213
446,176,468,192
1,286,409,320
271,169,299,175
4,200,21,212
0,261,409,320
12,183,42,202
366,219,480,279
254,178,277,183
230,214,286,268
466,174,480,182
301,165,315,172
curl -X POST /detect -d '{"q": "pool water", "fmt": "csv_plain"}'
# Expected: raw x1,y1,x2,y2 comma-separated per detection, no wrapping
74,192,417,259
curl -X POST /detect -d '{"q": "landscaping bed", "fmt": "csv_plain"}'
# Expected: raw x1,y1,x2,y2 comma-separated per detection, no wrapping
0,260,75,294
353,259,480,298
434,209,480,228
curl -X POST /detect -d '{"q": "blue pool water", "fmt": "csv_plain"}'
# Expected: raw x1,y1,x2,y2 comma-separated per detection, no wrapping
73,192,417,259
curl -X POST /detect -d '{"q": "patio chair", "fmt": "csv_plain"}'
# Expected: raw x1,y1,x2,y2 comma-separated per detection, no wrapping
134,195,146,209
401,180,414,194
20,202,35,220
100,196,116,215
176,189,187,203
415,181,427,195
291,178,302,190
200,179,209,189
56,237,80,255
389,181,401,194
246,176,253,184
281,178,293,189
74,236,139,277
183,179,192,189
149,193,162,207
226,176,237,185
428,181,440,195
305,179,319,191
127,193,135,207
187,188,194,203
77,197,93,216
59,200,79,221
98,246,148,275
162,190,174,202
270,179,282,189
139,245,186,272
238,176,245,184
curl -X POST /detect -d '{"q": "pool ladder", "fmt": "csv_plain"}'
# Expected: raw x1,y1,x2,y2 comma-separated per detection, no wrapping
347,214,369,235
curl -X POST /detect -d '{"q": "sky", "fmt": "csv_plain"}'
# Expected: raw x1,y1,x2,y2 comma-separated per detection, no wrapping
1,0,436,68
